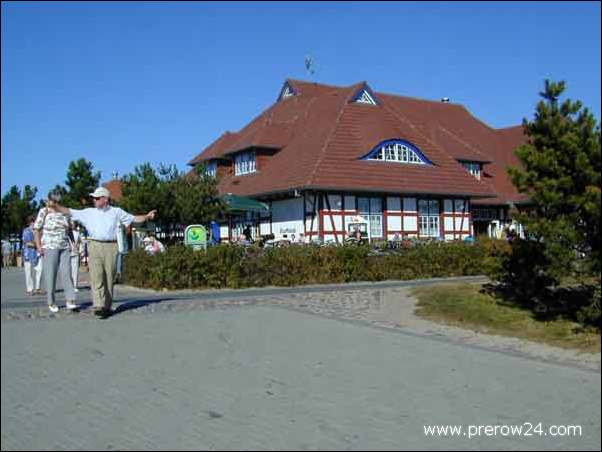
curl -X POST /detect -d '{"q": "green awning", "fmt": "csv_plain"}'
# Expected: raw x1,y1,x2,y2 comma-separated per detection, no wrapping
222,194,270,213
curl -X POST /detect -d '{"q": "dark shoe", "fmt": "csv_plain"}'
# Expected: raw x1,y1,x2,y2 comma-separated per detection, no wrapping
93,308,112,319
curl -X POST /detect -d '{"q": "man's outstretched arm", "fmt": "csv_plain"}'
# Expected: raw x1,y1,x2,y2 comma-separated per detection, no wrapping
133,210,157,223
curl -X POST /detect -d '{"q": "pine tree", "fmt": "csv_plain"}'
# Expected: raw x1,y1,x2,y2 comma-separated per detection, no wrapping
64,158,101,208
509,80,601,278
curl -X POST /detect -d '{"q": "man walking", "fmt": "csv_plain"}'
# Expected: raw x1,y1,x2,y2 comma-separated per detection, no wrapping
48,187,156,318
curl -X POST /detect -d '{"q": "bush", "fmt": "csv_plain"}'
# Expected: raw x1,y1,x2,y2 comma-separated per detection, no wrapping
123,241,488,290
480,237,601,330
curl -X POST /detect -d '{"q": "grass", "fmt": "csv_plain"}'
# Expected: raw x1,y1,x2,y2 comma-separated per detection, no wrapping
411,283,601,353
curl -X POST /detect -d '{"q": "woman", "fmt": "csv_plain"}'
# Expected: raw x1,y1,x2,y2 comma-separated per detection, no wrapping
34,190,77,313
22,215,43,295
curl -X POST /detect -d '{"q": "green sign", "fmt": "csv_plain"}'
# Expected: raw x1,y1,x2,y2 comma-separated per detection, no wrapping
184,225,207,250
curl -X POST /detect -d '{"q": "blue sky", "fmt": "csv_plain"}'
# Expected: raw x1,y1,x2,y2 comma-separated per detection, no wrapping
2,1,600,201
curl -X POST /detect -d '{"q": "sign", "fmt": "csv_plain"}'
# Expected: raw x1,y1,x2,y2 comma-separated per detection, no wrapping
184,225,207,250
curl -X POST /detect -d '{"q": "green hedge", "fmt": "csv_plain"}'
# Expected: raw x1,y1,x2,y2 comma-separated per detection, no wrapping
123,241,489,290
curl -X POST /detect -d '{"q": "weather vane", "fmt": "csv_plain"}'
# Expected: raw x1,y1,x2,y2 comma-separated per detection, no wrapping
304,55,315,77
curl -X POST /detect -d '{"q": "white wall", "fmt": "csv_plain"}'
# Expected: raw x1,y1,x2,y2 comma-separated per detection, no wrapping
387,215,402,231
271,198,304,239
324,214,343,232
220,225,229,241
259,221,271,236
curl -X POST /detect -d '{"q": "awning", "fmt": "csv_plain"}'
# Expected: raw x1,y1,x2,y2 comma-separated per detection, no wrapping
222,194,270,213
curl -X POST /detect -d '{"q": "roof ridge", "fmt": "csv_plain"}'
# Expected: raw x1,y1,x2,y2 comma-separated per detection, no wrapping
305,85,359,186
287,78,367,92
378,91,464,107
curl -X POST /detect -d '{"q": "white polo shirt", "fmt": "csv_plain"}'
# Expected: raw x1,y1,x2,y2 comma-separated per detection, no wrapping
70,206,135,241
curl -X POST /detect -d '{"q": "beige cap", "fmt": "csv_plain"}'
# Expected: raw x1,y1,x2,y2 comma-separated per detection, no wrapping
89,187,111,198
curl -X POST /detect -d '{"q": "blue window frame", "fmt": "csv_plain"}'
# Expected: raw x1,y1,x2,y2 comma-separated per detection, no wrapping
361,139,432,165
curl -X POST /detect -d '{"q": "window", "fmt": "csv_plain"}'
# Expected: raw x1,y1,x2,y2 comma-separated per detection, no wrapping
205,161,217,178
358,196,383,238
279,82,296,101
355,90,377,105
472,208,495,220
419,200,440,237
281,86,295,99
234,151,256,176
462,162,481,180
363,140,430,165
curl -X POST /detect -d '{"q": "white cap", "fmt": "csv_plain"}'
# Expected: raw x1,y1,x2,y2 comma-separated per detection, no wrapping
89,187,111,198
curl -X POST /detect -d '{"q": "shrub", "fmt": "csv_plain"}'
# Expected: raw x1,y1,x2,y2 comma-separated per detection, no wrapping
124,241,490,290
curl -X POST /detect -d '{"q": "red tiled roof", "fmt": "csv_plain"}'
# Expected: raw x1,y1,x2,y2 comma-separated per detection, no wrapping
103,179,123,202
472,125,530,205
188,132,240,165
191,79,529,202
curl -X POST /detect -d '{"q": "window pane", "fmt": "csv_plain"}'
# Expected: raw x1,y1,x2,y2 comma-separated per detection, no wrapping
370,197,382,213
370,215,383,238
358,197,370,213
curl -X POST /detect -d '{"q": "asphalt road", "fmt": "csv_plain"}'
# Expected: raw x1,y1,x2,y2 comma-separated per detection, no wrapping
1,267,600,451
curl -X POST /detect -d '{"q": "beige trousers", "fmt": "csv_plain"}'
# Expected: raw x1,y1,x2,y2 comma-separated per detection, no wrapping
88,241,118,310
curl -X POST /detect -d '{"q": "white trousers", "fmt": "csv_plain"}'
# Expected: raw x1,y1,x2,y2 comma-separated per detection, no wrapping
71,254,80,289
24,259,43,292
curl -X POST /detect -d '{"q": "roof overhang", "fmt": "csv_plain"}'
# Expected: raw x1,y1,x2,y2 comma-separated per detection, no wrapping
225,185,497,200
222,194,270,213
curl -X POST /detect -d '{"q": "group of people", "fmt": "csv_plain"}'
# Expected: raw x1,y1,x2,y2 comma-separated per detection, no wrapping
22,213,86,296
26,186,156,318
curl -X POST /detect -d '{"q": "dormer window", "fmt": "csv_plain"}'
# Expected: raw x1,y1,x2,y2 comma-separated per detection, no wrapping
281,86,294,99
205,161,217,178
462,162,481,180
278,82,297,101
362,140,431,165
351,84,380,106
355,90,377,105
234,150,256,175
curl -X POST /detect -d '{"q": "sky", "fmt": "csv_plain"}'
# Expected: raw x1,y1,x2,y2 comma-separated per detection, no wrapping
2,1,600,201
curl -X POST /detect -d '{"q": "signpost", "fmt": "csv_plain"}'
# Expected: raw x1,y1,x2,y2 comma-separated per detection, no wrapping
184,225,208,251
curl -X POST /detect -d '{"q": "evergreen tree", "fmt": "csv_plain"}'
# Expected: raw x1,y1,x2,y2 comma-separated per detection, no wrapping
172,164,226,227
1,185,39,241
119,162,226,240
64,158,101,208
509,80,601,278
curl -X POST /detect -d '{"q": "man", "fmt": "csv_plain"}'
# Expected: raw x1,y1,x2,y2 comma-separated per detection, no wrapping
47,187,156,318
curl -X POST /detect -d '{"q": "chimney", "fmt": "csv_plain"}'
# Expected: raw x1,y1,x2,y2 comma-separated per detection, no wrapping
111,171,119,180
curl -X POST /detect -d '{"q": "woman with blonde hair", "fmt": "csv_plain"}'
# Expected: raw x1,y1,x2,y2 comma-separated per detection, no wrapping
34,190,77,313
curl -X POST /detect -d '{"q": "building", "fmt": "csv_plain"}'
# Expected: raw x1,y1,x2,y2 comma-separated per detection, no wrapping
188,79,528,243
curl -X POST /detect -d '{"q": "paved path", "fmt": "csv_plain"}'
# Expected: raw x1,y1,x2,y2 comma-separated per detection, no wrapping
2,268,600,450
